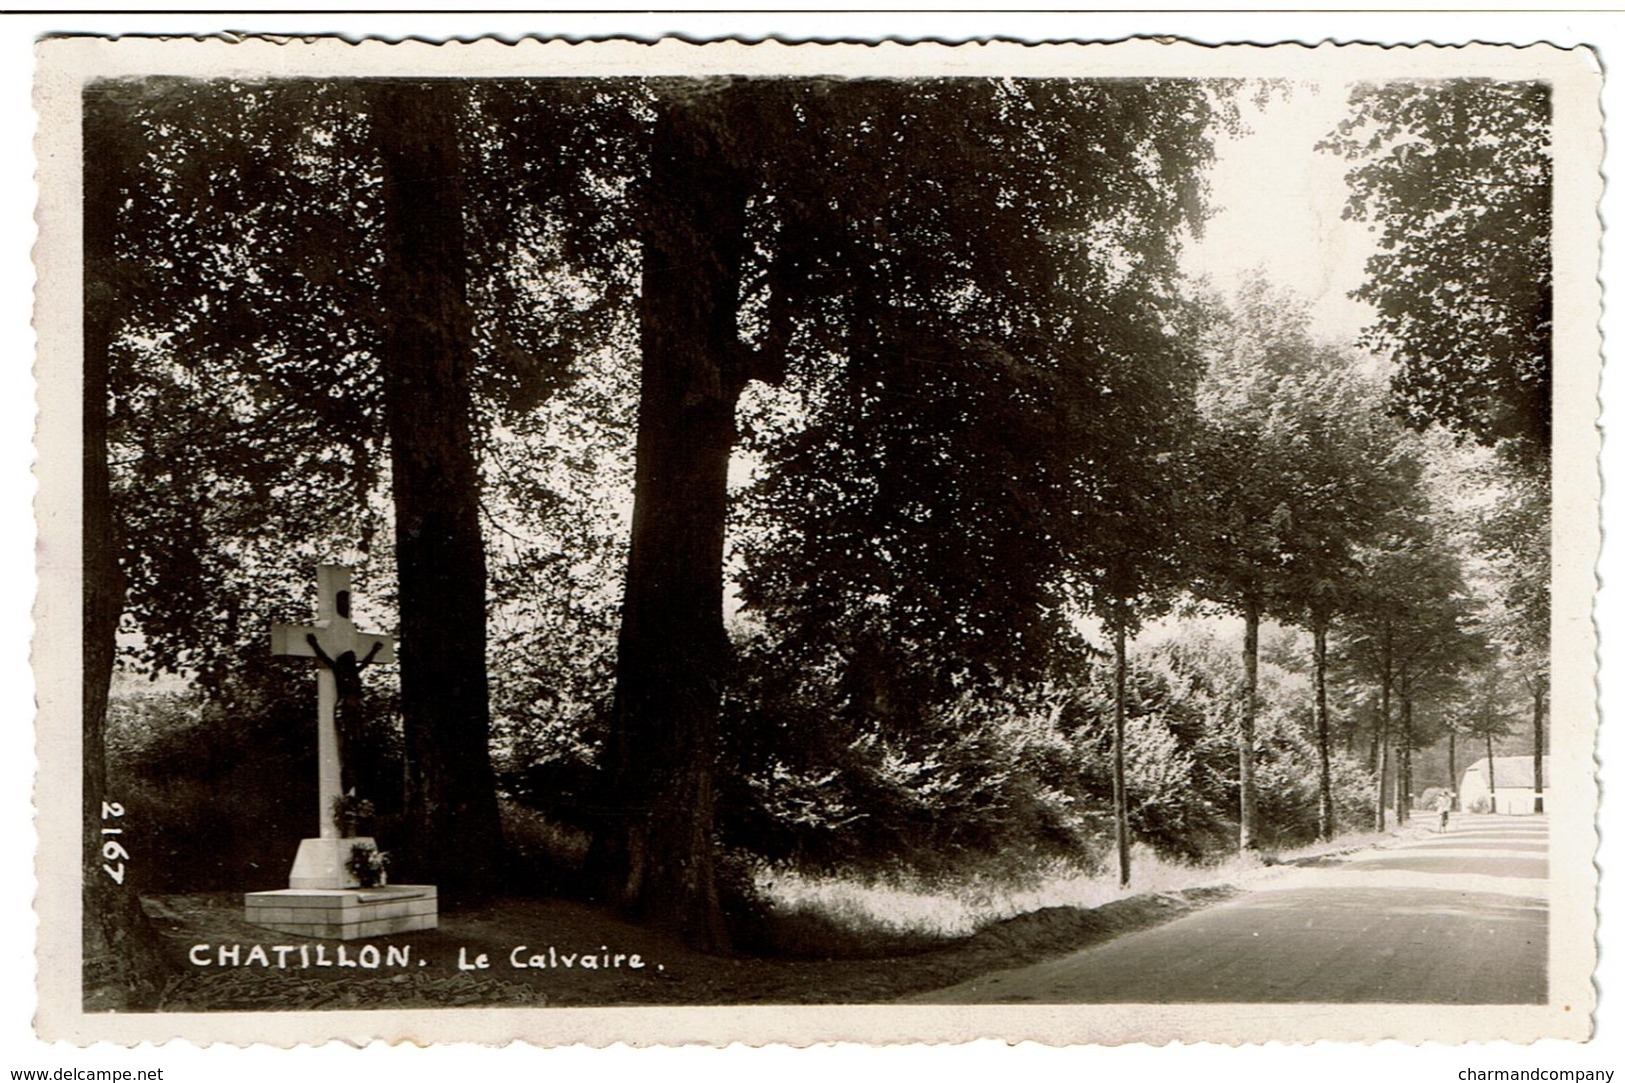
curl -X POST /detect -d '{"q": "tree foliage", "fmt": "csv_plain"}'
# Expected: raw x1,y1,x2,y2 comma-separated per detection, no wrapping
96,77,635,688
1322,80,1552,465
718,79,1231,895
1190,279,1418,623
739,78,1229,716
1186,277,1423,845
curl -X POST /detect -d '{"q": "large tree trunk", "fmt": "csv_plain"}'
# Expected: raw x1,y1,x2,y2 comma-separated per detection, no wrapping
376,81,503,894
1312,619,1334,840
1239,602,1260,851
1485,733,1498,813
599,84,764,951
82,86,172,1007
1112,621,1131,886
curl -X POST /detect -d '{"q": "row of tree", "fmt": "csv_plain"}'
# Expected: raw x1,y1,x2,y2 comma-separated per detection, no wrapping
84,74,1551,989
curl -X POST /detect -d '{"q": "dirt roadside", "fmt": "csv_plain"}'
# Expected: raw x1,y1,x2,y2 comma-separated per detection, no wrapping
115,882,1233,1011
97,828,1432,1011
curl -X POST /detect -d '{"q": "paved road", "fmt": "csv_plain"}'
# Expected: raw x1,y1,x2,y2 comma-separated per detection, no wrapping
907,815,1547,1004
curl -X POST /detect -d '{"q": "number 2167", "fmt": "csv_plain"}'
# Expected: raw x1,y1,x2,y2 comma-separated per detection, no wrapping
100,802,127,885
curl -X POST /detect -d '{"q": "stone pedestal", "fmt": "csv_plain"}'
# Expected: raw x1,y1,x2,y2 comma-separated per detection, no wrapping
289,836,374,890
245,884,438,941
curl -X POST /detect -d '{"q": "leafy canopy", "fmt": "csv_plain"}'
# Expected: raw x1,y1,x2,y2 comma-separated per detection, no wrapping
1322,80,1552,465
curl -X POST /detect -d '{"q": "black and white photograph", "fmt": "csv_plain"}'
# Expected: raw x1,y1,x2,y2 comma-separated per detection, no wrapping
28,32,1602,1050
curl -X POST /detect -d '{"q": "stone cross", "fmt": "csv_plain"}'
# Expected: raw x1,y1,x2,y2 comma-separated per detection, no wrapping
271,565,395,840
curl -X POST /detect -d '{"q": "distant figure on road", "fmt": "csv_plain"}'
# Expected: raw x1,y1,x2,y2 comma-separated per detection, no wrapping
1435,791,1453,833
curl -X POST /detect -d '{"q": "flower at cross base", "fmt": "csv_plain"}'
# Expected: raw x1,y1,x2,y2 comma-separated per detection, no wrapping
345,841,391,888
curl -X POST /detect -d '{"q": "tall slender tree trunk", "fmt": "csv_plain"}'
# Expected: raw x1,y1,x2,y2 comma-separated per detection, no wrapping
1485,733,1498,814
1377,726,1390,831
1112,621,1131,886
1239,602,1260,851
599,84,768,951
376,81,504,893
1312,619,1334,840
1375,631,1392,831
1447,731,1458,811
82,86,172,1007
1397,670,1413,825
1400,730,1412,822
1532,676,1545,813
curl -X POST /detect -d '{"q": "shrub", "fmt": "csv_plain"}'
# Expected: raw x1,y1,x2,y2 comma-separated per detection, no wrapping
497,800,593,895
720,631,1264,877
719,660,1108,876
104,661,406,893
1249,734,1377,850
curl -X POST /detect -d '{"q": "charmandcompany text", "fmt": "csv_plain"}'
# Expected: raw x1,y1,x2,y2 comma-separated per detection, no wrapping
1469,1066,1618,1073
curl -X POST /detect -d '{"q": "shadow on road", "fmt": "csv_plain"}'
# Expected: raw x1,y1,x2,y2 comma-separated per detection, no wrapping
905,813,1548,1004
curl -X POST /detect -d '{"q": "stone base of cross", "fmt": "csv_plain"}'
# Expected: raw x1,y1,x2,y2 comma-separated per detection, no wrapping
288,835,381,891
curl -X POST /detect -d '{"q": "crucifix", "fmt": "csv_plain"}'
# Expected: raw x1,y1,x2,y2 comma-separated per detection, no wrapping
272,564,395,841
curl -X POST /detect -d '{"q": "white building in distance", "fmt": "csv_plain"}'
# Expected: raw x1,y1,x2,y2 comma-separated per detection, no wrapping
1459,755,1549,815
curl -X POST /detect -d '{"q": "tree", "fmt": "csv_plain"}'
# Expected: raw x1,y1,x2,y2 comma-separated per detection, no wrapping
1322,80,1552,468
1475,456,1551,812
1396,578,1488,823
1458,667,1519,812
1342,506,1481,827
96,77,505,891
373,80,504,890
87,78,624,894
82,82,174,1009
1063,276,1209,883
1078,337,1205,884
596,80,792,950
1264,360,1422,840
104,79,391,694
732,79,1227,888
1443,710,1464,808
1186,282,1313,849
1188,279,1411,846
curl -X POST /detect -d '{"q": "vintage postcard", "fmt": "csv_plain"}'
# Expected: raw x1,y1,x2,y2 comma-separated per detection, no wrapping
31,34,1602,1046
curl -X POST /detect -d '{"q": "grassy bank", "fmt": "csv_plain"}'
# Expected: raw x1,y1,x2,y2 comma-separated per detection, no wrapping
105,823,1429,1011
747,821,1430,955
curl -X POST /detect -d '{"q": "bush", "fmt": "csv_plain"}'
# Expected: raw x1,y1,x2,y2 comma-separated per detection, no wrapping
487,669,609,834
719,656,1109,876
720,632,1266,877
1251,732,1376,851
1417,786,1451,812
497,800,593,896
104,662,406,893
